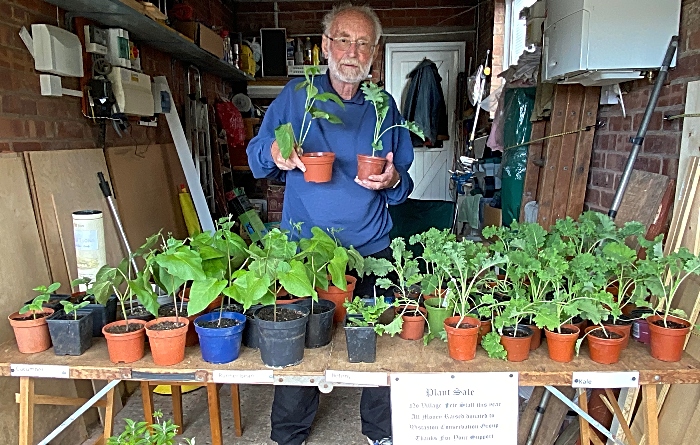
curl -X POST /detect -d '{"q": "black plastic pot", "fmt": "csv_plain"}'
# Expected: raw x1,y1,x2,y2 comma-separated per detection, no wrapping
76,295,117,337
47,310,93,356
294,299,336,348
344,316,377,363
255,304,309,368
117,302,155,322
26,293,71,312
242,304,263,349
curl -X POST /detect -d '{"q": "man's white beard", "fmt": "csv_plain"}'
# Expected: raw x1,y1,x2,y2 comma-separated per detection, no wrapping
328,53,372,84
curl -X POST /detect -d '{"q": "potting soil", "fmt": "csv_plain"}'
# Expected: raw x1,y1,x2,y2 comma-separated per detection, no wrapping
105,323,145,334
149,321,186,331
196,318,241,329
12,313,50,321
652,319,687,329
256,306,304,322
590,329,623,339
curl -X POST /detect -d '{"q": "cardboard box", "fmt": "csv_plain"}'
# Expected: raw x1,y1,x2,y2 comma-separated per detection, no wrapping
171,21,223,59
483,204,501,228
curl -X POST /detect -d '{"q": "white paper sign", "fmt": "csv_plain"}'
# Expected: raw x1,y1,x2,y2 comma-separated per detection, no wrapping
572,371,639,388
391,372,518,445
325,370,388,386
10,364,69,379
212,370,274,384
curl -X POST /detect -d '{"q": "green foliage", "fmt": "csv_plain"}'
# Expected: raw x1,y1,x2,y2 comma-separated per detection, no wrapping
60,300,90,320
344,296,397,335
481,331,507,360
275,65,344,159
107,411,194,445
297,227,363,293
20,282,60,319
361,81,424,156
409,228,455,297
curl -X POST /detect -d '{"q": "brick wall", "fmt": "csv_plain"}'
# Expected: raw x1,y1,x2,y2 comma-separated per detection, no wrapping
0,0,237,153
585,0,699,212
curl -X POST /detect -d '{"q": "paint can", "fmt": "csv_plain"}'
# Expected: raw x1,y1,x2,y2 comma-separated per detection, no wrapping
72,210,107,288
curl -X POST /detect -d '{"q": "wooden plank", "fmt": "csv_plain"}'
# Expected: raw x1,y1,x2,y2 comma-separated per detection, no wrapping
665,156,700,255
14,393,108,407
520,119,548,222
18,377,34,445
231,384,243,437
518,387,545,445
645,178,675,241
207,383,223,445
533,386,576,445
26,149,125,292
105,144,188,250
614,170,669,234
643,385,659,445
579,388,591,445
566,86,600,219
602,389,638,445
171,385,183,435
675,80,700,203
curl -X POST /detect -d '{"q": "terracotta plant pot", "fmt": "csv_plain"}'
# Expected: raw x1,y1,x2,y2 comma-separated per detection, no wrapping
102,319,147,364
544,324,581,363
356,154,387,180
647,314,691,362
477,318,492,345
145,317,190,366
500,326,533,362
601,321,632,349
158,302,199,346
572,317,588,339
444,316,481,361
396,306,427,340
316,275,357,323
301,152,335,183
8,308,54,354
585,326,627,364
527,324,542,350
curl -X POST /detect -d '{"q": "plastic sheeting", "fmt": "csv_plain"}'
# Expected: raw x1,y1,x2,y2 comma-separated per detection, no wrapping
501,87,536,226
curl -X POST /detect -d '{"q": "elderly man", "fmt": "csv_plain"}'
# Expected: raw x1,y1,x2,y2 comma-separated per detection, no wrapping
247,4,413,445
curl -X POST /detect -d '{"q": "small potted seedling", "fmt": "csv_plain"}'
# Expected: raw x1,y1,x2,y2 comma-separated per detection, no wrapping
47,279,94,355
107,410,194,445
8,282,59,353
275,65,344,183
344,296,397,363
357,81,424,180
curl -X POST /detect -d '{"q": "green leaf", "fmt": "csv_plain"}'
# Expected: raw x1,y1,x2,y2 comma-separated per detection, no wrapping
278,259,316,298
314,92,345,108
225,272,271,311
481,331,507,360
188,278,228,316
275,123,296,159
128,278,160,317
154,248,206,282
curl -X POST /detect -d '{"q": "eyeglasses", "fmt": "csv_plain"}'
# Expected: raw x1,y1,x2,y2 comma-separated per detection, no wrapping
325,35,375,54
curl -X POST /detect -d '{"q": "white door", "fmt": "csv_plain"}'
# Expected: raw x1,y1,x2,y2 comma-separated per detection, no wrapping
385,42,465,201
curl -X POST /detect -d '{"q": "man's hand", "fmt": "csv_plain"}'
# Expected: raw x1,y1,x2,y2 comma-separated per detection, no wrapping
271,140,306,172
355,152,400,191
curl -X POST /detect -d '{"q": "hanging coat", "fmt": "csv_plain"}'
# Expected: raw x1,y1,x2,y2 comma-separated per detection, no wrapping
402,59,449,148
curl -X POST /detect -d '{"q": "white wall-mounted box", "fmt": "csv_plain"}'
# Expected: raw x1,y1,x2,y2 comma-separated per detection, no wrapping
32,24,83,77
108,67,154,116
543,0,681,86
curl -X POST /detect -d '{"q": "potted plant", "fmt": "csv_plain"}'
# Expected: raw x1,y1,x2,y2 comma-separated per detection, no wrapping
188,217,252,364
357,81,424,180
47,288,93,356
244,228,315,367
638,240,700,362
479,291,537,362
574,325,628,364
275,65,344,183
343,296,397,363
8,282,58,353
107,410,194,445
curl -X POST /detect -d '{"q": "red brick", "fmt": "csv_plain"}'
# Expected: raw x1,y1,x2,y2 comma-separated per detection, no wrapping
662,157,679,179
12,141,41,151
642,134,680,155
584,188,600,207
606,153,628,171
600,191,614,209
633,155,662,174
607,115,633,132
591,151,604,169
589,171,612,188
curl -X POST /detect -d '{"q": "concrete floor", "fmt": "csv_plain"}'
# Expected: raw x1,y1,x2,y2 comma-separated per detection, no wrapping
107,384,370,445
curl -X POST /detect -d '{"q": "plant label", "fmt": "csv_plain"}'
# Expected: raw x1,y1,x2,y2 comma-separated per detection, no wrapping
390,372,518,445
10,364,69,378
212,370,273,384
325,370,389,386
572,371,639,388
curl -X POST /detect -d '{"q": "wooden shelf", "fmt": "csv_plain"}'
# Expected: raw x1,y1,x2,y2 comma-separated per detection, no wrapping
45,0,252,82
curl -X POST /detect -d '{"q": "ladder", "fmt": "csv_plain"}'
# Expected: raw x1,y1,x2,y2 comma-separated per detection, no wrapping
184,66,215,210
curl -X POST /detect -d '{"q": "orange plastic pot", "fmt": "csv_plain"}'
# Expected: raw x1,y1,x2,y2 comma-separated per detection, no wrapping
544,324,580,363
477,318,492,345
145,317,190,366
8,308,54,354
444,316,480,361
500,326,533,362
301,152,335,183
356,154,387,180
396,306,427,340
527,324,542,350
601,322,632,349
102,319,147,364
317,275,357,323
585,326,626,364
572,318,588,339
647,315,691,362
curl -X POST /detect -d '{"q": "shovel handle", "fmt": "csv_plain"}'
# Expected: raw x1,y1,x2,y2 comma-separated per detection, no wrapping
97,172,111,198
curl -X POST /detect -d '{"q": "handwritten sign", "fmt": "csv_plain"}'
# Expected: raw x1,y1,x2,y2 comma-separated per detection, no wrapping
325,370,388,386
572,371,639,388
10,364,70,378
391,372,518,445
212,370,274,384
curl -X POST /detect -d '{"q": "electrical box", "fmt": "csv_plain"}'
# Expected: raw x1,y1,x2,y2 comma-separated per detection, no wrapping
106,28,131,69
31,24,83,77
107,67,154,116
543,0,681,85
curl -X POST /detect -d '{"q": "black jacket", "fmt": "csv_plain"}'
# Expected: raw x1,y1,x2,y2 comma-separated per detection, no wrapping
402,59,449,147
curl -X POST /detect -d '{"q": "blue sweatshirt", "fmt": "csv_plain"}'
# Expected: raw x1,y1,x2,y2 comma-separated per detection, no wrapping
247,72,415,256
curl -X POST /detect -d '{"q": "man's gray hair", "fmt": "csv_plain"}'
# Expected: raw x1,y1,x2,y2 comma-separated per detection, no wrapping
322,3,383,45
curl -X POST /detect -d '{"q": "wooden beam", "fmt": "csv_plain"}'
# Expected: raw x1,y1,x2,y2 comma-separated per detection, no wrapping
14,393,108,407
207,383,223,445
643,385,659,445
533,386,576,445
231,384,243,437
601,389,638,445
518,387,545,445
18,377,34,445
578,388,591,445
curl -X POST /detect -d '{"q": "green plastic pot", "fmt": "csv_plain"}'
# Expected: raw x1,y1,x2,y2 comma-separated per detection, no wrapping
424,298,451,342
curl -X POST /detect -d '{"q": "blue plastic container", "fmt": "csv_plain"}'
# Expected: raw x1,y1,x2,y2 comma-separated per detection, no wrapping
194,311,246,364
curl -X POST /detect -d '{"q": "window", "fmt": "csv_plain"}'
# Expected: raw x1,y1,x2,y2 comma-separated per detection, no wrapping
504,0,538,68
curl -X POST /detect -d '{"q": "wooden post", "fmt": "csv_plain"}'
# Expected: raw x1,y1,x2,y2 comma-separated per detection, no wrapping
231,384,243,437
103,385,116,442
140,381,154,426
578,388,591,445
171,385,183,435
643,385,659,445
18,377,35,445
207,383,223,445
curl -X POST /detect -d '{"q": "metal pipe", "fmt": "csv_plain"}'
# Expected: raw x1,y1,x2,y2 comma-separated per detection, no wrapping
608,36,679,219
38,379,121,445
98,172,138,272
525,389,551,445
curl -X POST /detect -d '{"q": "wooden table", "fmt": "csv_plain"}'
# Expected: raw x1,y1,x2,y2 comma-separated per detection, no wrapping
2,327,700,445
